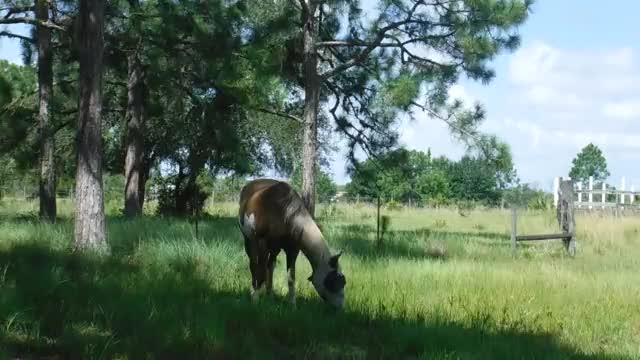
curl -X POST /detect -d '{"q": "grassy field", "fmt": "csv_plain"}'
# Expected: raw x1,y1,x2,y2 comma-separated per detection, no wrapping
0,198,638,359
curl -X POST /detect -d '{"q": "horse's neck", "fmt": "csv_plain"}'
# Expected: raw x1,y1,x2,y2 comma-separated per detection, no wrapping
295,217,330,270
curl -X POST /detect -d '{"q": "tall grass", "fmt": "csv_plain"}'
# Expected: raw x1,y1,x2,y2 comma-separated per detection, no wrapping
0,199,638,359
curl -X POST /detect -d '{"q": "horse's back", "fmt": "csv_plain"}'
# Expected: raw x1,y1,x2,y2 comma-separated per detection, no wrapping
239,179,280,208
238,178,306,247
239,179,286,234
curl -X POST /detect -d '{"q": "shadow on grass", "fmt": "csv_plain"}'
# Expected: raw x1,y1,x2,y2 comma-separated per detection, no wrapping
0,211,73,225
0,242,629,360
330,224,513,261
104,215,242,254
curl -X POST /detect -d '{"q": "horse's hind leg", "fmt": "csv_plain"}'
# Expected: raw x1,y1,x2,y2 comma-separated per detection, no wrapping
249,258,259,301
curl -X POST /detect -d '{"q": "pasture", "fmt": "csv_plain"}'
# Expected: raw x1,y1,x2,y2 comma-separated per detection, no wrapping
0,198,638,359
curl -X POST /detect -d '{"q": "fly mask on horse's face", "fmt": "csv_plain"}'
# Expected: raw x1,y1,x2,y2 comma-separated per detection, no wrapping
308,251,346,309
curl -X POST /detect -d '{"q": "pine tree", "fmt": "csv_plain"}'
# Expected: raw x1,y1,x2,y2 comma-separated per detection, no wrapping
569,143,610,184
252,0,533,217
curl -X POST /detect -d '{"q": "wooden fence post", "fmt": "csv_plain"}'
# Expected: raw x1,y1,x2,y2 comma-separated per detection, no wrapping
602,182,606,209
511,207,517,256
588,176,594,209
557,179,576,256
577,182,583,207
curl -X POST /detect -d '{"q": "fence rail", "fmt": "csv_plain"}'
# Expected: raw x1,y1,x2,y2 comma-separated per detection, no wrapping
554,176,639,210
512,178,576,256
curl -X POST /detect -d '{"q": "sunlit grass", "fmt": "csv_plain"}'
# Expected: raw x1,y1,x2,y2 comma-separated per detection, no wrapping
0,199,638,358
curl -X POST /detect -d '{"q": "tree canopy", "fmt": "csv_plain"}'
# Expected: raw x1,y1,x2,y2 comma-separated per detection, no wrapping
569,143,610,184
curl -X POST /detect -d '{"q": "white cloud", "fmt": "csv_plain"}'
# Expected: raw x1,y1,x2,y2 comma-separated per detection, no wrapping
396,113,466,160
602,100,640,120
603,47,634,69
509,41,640,117
394,84,479,160
447,84,476,105
503,118,544,150
507,40,640,141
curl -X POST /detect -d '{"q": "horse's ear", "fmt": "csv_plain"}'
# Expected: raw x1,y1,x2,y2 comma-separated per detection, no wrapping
329,250,343,268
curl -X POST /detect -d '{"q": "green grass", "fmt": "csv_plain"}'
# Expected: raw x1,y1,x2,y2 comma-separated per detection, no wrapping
0,199,638,359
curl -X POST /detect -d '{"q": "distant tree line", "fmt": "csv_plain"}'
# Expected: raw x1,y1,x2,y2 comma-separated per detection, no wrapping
345,147,512,207
344,147,556,210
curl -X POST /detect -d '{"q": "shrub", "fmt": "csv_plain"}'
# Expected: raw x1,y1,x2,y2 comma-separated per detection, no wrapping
386,200,403,211
154,175,209,217
528,194,553,210
433,219,447,229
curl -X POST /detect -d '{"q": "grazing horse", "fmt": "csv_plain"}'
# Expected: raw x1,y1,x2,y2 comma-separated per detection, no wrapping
238,178,346,308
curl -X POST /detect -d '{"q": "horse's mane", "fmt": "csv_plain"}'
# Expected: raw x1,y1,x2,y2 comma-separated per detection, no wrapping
272,182,308,224
263,181,311,241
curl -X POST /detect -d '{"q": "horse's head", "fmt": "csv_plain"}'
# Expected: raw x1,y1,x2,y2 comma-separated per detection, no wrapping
308,250,346,309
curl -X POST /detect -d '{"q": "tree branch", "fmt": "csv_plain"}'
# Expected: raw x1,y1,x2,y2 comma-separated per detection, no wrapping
0,17,65,31
2,5,34,19
106,80,127,88
52,118,73,134
319,1,424,79
315,40,405,48
401,45,458,70
297,0,309,17
253,106,303,124
0,30,34,43
324,80,341,121
410,100,480,142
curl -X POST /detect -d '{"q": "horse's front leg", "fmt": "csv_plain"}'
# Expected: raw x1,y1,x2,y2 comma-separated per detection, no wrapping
285,250,299,305
246,237,267,302
249,255,263,302
265,250,279,296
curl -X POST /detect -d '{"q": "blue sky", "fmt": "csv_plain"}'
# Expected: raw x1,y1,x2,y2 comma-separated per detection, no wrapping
2,1,639,191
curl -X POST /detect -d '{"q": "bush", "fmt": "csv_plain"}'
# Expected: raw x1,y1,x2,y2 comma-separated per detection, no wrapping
385,200,403,211
433,219,447,229
155,176,177,216
104,174,125,203
427,194,450,207
318,203,345,219
456,199,476,216
528,194,553,211
153,175,209,217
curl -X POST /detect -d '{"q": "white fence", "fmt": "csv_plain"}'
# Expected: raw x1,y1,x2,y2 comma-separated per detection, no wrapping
553,176,639,209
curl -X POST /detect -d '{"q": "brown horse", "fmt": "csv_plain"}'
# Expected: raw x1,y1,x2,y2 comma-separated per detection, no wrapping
238,178,346,308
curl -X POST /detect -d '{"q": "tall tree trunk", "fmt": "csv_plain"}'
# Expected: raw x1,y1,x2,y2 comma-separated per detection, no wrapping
301,0,320,218
74,0,106,251
123,51,146,218
138,157,150,210
36,0,56,222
